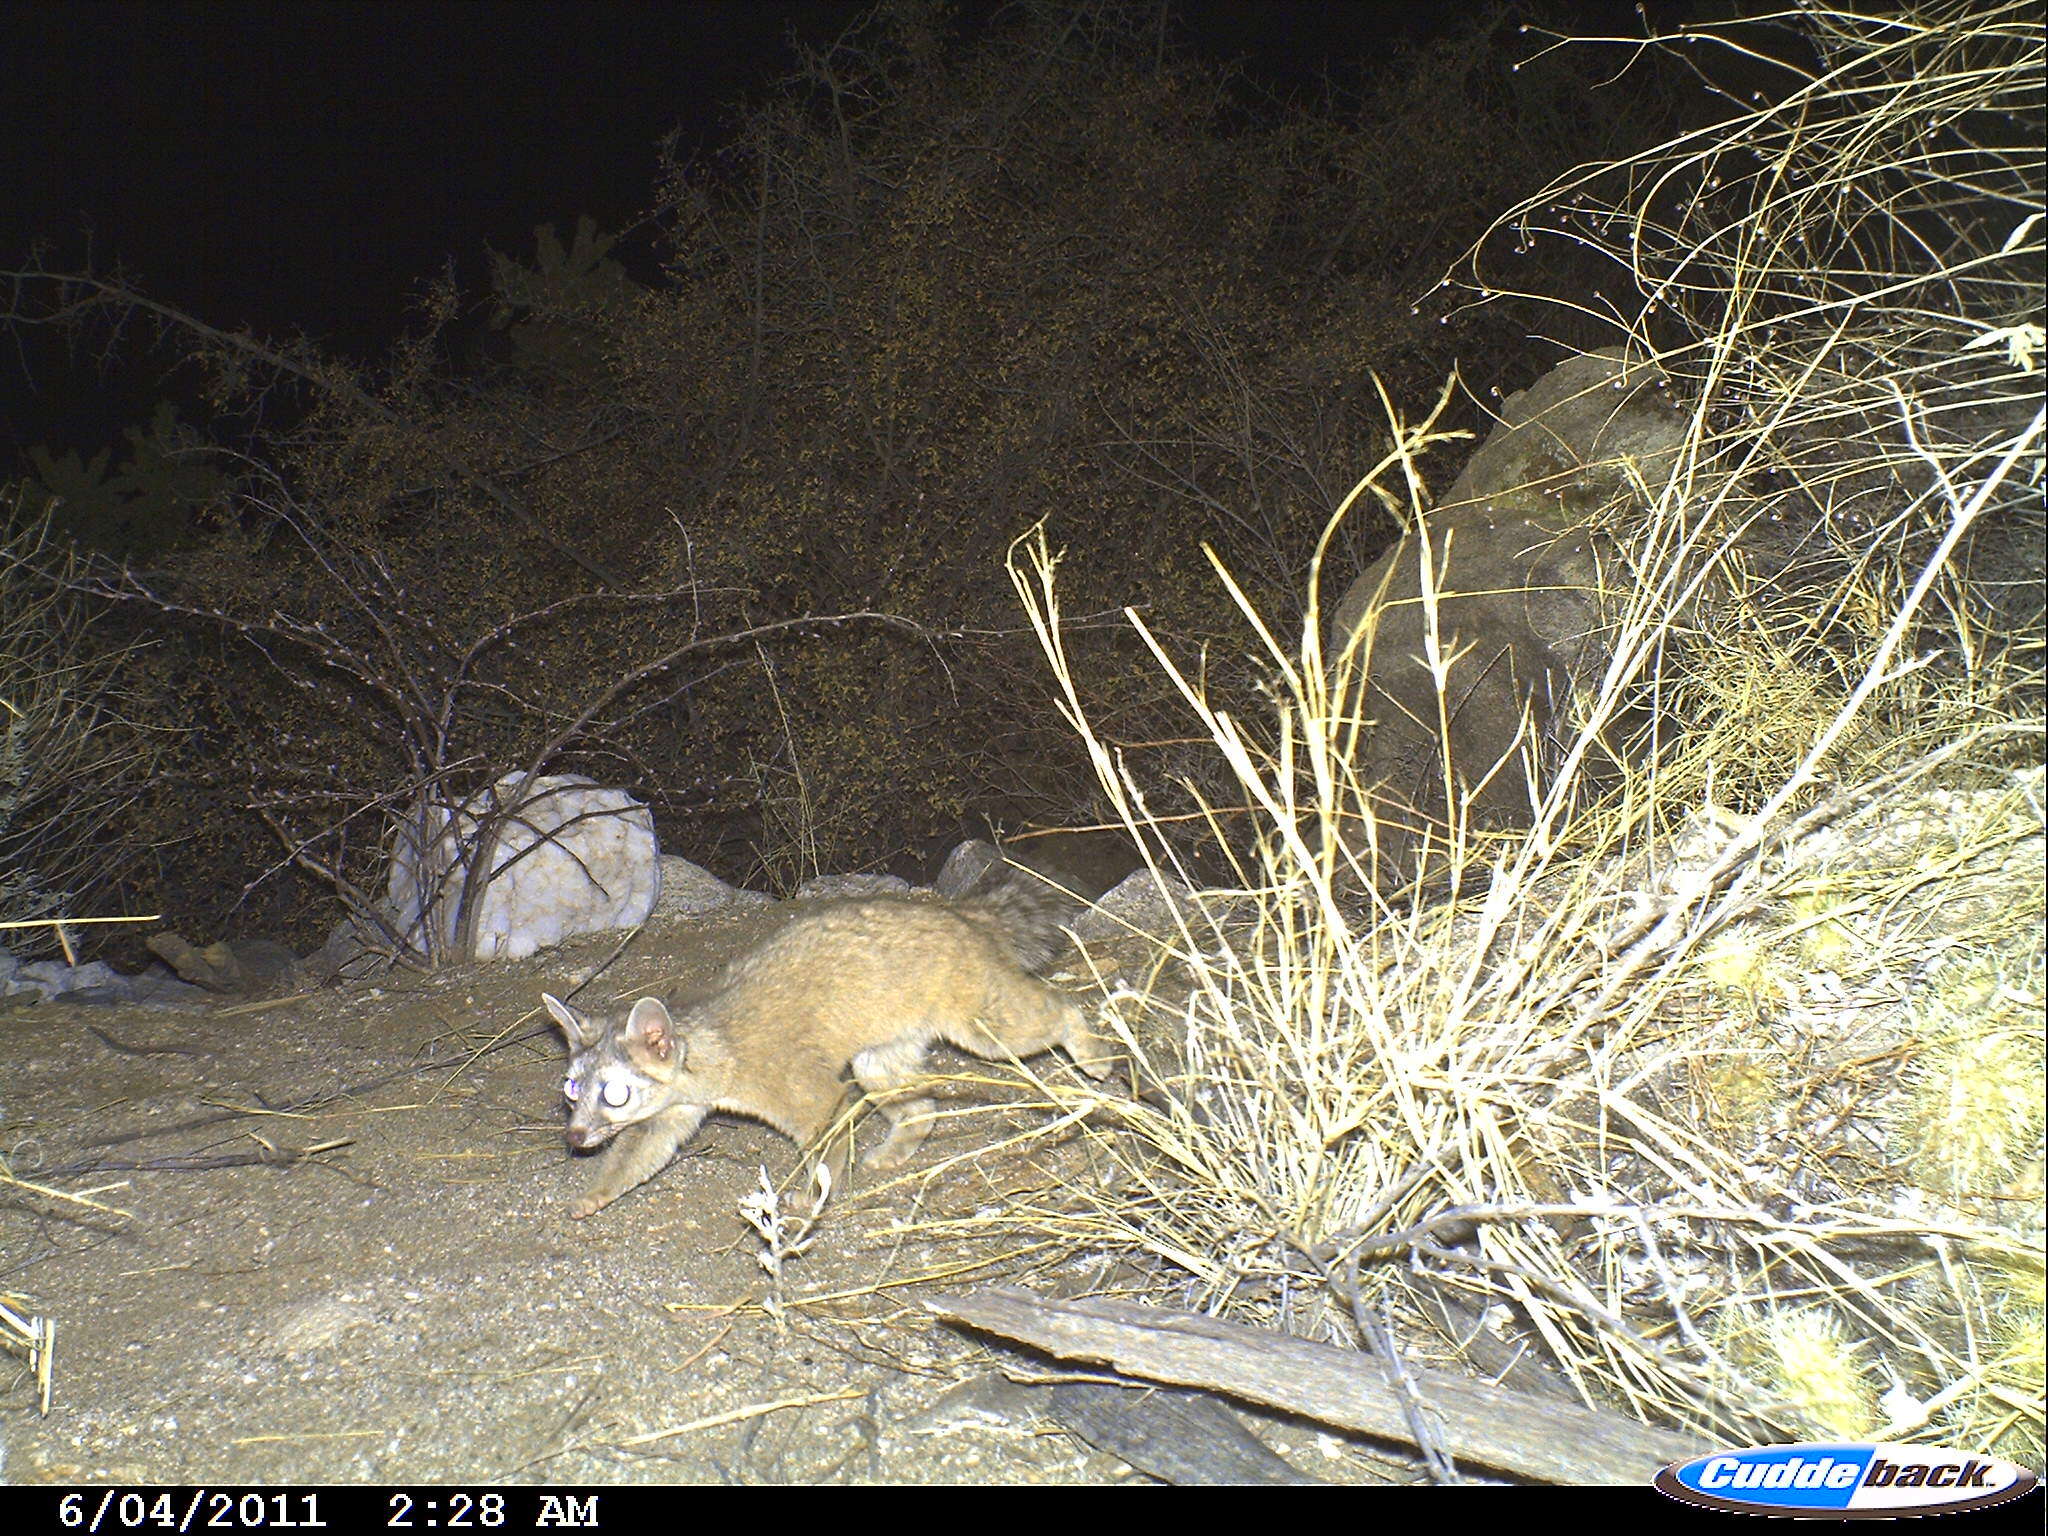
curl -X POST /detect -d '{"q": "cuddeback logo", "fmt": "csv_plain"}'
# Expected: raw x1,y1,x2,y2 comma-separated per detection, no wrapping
1656,1442,2038,1517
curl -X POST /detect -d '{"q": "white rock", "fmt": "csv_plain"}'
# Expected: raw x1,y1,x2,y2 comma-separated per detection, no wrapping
386,773,660,962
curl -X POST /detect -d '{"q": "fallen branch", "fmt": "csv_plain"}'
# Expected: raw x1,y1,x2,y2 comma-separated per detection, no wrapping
45,1138,354,1177
928,1287,1713,1486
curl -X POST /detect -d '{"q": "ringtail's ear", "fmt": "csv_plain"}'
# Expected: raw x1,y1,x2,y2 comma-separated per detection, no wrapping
542,992,601,1049
622,996,682,1067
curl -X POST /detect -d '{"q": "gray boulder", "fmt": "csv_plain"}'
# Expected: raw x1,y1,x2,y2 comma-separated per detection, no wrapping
1325,349,1691,894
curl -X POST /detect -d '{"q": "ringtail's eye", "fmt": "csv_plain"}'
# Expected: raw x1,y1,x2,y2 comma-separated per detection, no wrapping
563,1075,581,1101
601,1078,634,1109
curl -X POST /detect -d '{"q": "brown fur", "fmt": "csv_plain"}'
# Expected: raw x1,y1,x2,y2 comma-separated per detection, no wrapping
543,893,1113,1218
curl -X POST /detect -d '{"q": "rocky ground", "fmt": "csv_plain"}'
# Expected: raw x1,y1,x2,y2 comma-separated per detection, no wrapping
0,899,1379,1487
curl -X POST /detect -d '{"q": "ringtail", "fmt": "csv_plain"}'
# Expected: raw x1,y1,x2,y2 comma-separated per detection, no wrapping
542,884,1113,1218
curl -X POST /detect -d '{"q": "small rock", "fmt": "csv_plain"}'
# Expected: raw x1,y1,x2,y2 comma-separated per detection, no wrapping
934,839,1005,898
1073,869,1200,943
652,855,744,919
793,873,913,901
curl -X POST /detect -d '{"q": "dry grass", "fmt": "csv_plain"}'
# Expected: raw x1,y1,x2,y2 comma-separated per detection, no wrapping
934,2,2043,1468
0,1294,54,1416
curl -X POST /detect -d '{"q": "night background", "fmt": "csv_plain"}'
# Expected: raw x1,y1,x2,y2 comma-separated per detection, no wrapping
4,1,1605,430
4,0,1711,946
3,2,2042,1489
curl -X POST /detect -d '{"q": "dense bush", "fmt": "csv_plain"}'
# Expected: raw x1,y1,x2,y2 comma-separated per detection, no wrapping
16,1,1667,938
0,495,168,949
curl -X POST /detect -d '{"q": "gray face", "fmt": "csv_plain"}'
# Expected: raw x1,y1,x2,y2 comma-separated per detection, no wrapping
550,991,656,1149
562,1045,661,1149
547,991,691,1155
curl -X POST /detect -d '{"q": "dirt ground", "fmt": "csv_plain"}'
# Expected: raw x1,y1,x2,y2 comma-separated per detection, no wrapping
0,901,1373,1486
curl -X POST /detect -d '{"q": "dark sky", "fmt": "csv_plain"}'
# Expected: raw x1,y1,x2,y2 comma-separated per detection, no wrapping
1,1,1640,451
7,2,865,359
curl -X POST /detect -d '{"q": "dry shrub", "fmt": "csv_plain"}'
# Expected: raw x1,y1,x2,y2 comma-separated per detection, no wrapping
957,2,2044,1466
0,490,170,951
591,0,1656,876
13,3,1672,916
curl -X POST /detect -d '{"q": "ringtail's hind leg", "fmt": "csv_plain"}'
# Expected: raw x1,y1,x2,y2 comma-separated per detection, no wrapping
850,1036,938,1170
572,1102,707,1220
